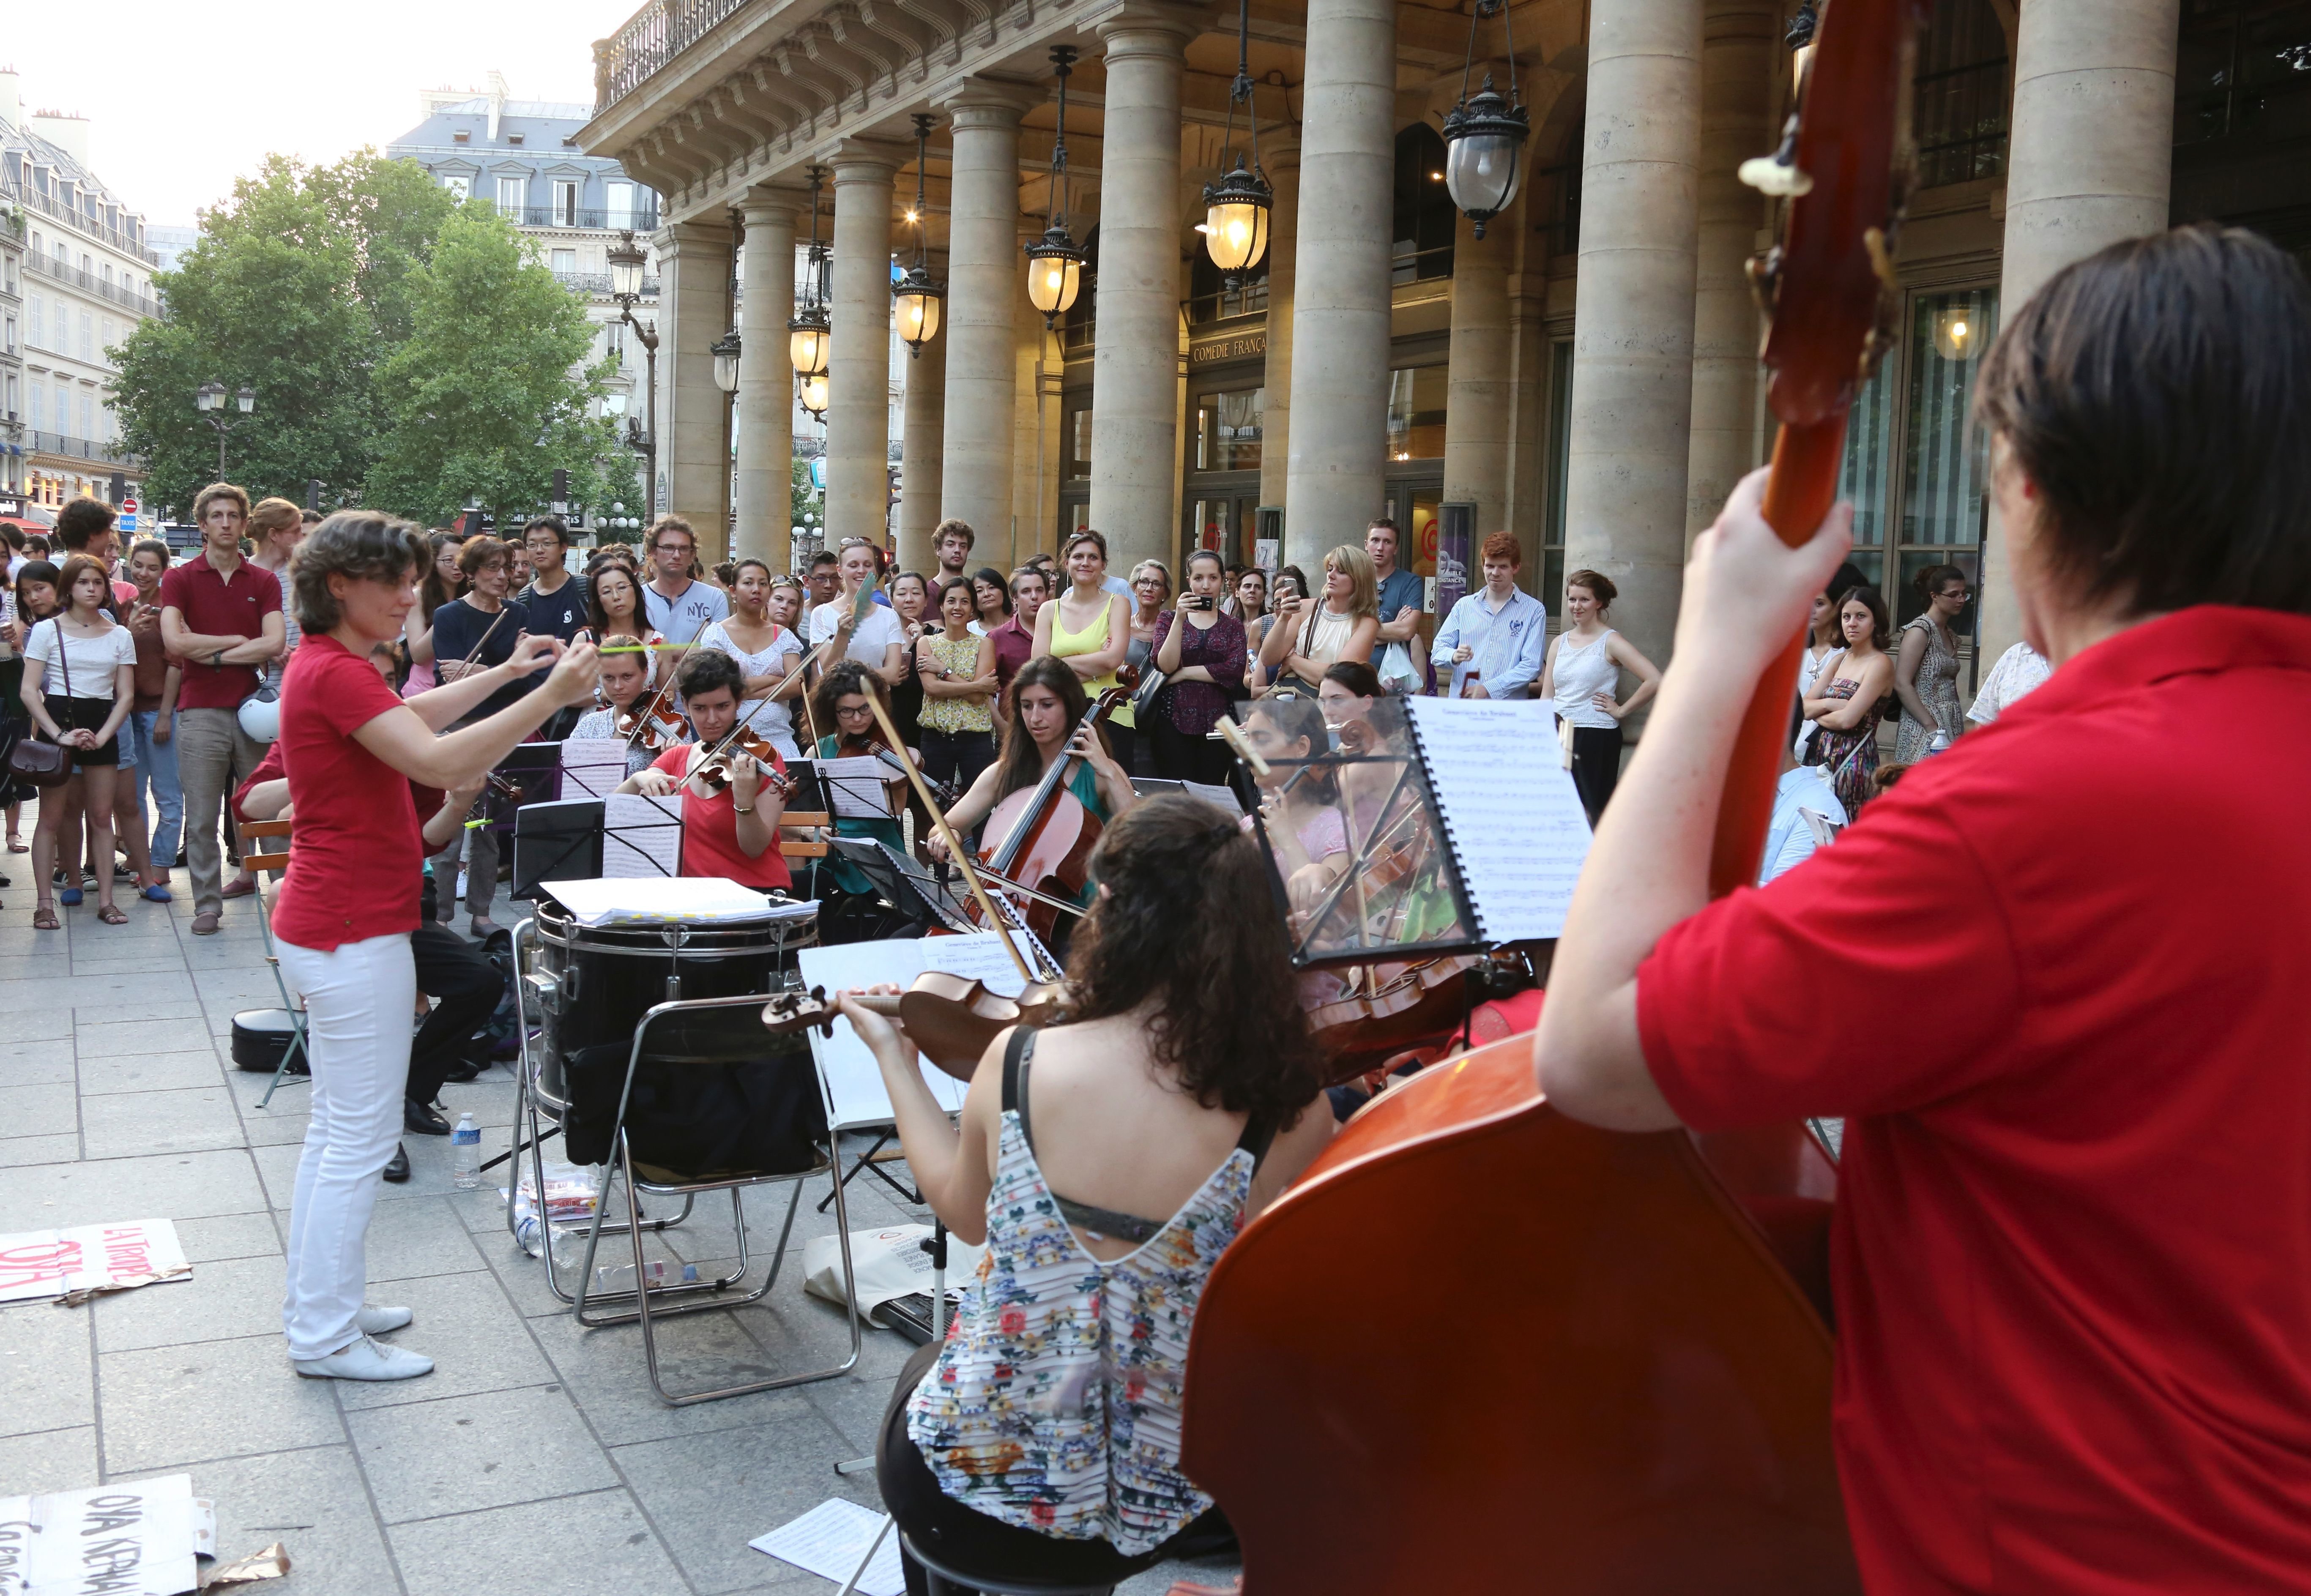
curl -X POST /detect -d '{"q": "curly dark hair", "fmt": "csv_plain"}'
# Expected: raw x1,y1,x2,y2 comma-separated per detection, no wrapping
811,659,885,748
1067,795,1323,1128
676,646,743,702
291,512,429,634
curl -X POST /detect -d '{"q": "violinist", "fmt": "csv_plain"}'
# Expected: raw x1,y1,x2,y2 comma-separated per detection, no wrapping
836,795,1332,1596
568,634,663,777
927,655,1136,899
1237,694,1344,920
810,660,911,897
615,649,791,892
1536,230,2311,1594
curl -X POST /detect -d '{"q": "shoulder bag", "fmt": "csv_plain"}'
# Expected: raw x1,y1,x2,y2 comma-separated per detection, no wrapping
7,620,73,787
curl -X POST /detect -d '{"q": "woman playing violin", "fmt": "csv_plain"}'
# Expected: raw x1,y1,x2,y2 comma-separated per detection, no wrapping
838,795,1332,1596
615,649,790,891
811,660,912,897
928,655,1135,877
569,634,664,776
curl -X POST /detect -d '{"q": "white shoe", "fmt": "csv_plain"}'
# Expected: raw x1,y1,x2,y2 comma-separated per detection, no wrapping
356,1303,413,1335
292,1335,435,1382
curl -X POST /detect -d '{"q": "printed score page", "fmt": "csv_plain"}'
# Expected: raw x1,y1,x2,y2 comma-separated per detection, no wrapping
602,793,684,879
805,755,902,821
1405,697,1592,942
558,738,632,799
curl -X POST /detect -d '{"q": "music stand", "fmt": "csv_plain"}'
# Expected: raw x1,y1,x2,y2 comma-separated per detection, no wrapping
828,838,977,933
513,798,604,901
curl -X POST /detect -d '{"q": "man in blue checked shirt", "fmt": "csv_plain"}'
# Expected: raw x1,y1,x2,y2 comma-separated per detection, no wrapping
1430,531,1548,698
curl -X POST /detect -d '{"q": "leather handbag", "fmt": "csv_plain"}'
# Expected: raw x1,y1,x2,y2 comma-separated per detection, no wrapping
7,620,74,787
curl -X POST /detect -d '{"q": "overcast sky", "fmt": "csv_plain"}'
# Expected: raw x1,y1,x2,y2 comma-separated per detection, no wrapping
11,0,646,226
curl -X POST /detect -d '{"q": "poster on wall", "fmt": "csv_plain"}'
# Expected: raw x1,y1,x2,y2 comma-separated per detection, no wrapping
1253,538,1279,574
1433,502,1475,620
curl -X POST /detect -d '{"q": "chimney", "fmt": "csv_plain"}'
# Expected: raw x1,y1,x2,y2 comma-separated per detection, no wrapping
0,69,20,132
31,109,92,168
487,71,509,142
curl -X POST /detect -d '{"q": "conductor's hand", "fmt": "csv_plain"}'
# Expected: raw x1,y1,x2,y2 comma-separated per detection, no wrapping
543,641,601,708
836,985,916,1068
504,632,562,678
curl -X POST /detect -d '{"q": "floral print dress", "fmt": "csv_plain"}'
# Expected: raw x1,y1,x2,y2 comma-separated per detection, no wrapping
906,1107,1257,1554
1811,677,1882,822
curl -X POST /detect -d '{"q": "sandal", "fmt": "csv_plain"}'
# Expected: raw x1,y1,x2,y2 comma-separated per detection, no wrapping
6,835,26,854
33,905,59,931
97,904,129,926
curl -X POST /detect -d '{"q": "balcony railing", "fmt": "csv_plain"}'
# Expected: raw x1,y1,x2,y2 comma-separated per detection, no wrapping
508,205,662,233
23,248,159,318
25,431,143,467
552,270,662,296
1,181,161,266
596,0,748,113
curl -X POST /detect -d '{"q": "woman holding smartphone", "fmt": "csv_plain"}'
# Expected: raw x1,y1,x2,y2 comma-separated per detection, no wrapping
1149,549,1245,784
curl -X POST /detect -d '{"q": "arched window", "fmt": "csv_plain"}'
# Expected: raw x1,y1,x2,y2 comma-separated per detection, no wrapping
1392,124,1456,283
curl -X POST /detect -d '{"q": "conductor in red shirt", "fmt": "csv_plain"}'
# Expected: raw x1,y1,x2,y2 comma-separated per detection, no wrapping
272,513,599,1385
1536,226,2311,1595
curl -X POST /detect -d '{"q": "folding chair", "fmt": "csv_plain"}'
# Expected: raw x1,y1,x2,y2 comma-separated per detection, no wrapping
238,818,310,1110
507,915,697,1306
567,991,861,1405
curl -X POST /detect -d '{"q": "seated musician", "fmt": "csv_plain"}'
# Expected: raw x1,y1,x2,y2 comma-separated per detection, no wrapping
1235,694,1345,915
615,650,790,892
809,660,913,898
568,634,662,777
1535,228,2311,1592
836,796,1334,1594
926,653,1136,883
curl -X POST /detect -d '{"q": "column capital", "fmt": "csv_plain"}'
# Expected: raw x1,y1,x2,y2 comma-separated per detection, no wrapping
654,217,734,258
738,184,811,227
824,139,908,184
933,75,1039,123
1091,0,1206,54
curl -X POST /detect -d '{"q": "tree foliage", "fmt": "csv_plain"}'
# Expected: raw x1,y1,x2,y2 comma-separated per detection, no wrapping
110,150,625,525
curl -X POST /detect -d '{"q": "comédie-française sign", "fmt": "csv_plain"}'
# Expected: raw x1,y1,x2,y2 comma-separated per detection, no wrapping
1190,328,1267,367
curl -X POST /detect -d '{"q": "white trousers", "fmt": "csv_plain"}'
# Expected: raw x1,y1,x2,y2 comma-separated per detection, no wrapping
276,930,417,1361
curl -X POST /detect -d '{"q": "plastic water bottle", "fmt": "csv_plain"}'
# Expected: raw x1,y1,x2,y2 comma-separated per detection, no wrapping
450,1115,482,1190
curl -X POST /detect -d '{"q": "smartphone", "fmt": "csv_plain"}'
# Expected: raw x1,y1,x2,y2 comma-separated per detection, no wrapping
1190,595,1217,612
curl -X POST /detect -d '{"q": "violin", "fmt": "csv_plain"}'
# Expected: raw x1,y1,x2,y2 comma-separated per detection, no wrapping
615,699,687,752
970,671,1139,941
762,975,1072,1082
1182,4,1925,1589
688,721,793,799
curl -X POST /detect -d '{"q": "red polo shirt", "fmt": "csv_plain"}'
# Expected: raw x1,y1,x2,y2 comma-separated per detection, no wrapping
159,555,282,710
1636,607,2311,1595
988,613,1035,693
272,637,421,950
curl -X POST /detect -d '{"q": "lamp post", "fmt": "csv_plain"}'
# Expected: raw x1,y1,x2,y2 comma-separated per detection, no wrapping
606,229,660,515
1439,0,1531,240
1200,0,1272,289
193,382,256,479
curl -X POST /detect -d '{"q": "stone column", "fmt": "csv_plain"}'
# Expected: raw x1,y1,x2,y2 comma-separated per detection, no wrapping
939,87,1031,550
1442,209,1512,541
1980,0,2180,663
1258,139,1299,514
1685,0,1776,546
828,150,898,548
897,251,948,571
736,190,802,572
656,218,736,556
1284,0,1396,569
1087,5,1197,570
1560,0,1704,674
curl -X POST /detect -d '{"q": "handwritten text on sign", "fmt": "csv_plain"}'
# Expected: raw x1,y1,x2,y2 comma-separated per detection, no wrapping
0,1220,191,1307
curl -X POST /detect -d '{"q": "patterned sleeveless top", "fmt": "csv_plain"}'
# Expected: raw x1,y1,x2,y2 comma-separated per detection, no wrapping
917,631,993,734
906,1040,1264,1554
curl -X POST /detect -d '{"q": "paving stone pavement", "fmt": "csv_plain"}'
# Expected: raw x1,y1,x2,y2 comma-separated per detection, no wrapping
0,876,1231,1595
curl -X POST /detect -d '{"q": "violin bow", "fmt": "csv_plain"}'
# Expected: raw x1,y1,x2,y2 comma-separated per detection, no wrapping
450,603,514,683
1711,0,1927,897
859,688,1042,992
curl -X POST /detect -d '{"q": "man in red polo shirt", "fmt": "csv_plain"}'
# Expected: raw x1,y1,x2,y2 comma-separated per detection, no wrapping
1536,227,2311,1594
986,565,1047,723
159,482,285,934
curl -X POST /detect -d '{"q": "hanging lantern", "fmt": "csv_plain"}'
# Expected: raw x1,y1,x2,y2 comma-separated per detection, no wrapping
789,167,832,377
798,371,829,420
1024,46,1085,328
1201,0,1271,283
1439,0,1531,239
606,230,648,301
894,115,946,358
711,327,742,395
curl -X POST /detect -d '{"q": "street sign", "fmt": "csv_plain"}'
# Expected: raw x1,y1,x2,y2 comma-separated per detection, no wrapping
121,493,140,533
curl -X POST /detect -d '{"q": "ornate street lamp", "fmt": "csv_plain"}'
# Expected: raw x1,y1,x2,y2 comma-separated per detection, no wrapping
790,167,832,378
193,382,256,477
1023,46,1084,327
605,230,660,510
798,371,830,421
1439,0,1531,239
894,115,945,358
712,327,743,395
1200,0,1271,285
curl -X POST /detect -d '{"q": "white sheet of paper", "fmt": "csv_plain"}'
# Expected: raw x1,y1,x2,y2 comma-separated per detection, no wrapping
602,792,683,879
558,738,632,798
0,1218,190,1307
1183,779,1246,815
798,938,982,1127
0,1473,200,1596
809,755,900,820
919,929,1053,997
749,1498,903,1596
1406,696,1592,942
544,876,816,927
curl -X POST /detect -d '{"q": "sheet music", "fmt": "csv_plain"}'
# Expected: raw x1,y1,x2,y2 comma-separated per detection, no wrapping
1184,779,1246,815
797,940,971,1127
749,1498,903,1596
921,928,1058,994
558,738,632,798
1406,697,1592,941
808,754,900,820
601,793,683,879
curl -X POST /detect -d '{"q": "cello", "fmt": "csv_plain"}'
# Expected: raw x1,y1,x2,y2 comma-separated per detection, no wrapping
1179,3,1924,1590
967,674,1137,942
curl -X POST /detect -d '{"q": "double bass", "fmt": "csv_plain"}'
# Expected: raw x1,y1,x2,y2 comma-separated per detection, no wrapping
1180,3,1925,1590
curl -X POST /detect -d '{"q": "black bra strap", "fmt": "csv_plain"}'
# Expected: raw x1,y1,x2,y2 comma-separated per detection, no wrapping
1000,1025,1031,1116
1236,1113,1279,1176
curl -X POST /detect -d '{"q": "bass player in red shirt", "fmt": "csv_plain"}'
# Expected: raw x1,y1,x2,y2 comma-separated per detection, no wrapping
1537,227,2311,1595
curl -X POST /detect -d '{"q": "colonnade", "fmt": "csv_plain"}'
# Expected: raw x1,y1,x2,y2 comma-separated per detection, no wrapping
660,0,2184,668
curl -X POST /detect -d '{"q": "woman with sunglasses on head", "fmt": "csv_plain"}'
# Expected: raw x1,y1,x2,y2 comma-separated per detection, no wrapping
1802,586,1895,823
1893,563,1971,761
20,555,136,928
1259,546,1380,698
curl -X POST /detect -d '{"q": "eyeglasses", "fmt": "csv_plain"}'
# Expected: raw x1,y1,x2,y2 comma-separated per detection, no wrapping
835,702,874,719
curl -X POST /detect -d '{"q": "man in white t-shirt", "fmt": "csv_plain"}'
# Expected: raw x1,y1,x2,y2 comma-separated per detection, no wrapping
640,516,729,644
808,539,908,687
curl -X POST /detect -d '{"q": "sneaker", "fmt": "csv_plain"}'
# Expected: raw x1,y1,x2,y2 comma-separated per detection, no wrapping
58,888,83,906
355,1304,414,1335
292,1335,434,1382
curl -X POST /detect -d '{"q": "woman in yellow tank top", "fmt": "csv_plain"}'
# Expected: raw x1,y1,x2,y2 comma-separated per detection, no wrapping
1034,528,1137,771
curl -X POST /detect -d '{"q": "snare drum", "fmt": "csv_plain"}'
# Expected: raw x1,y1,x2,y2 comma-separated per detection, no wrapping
527,898,818,1107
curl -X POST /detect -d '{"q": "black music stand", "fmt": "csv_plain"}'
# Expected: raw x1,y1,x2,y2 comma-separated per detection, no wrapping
513,799,604,902
829,838,977,933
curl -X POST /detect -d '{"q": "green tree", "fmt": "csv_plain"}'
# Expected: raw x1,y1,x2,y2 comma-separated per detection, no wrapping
365,205,626,527
109,152,459,516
